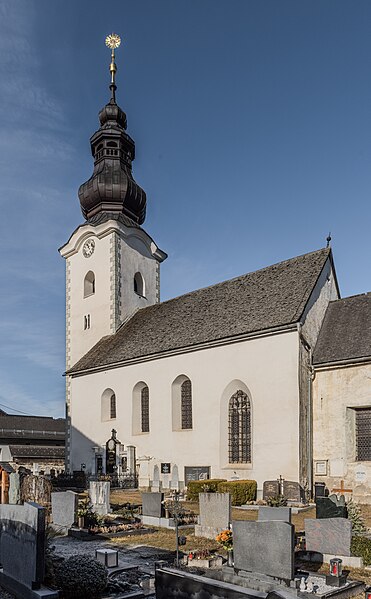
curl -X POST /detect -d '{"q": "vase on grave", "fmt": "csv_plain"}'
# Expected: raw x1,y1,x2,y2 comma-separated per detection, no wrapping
227,550,234,567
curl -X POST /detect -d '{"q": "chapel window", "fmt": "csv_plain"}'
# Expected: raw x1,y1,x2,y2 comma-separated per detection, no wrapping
228,389,251,463
141,386,150,433
355,408,371,461
101,388,116,422
84,271,95,297
84,314,91,330
181,379,193,430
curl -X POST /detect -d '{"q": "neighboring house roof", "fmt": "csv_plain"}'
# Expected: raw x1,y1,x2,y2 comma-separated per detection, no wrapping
9,445,65,460
69,247,332,375
313,293,371,366
0,414,65,441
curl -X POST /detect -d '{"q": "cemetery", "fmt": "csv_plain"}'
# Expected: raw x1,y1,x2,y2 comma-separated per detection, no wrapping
0,473,370,598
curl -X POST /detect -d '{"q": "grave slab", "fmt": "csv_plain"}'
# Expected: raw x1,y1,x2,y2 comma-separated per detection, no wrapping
305,518,352,556
316,497,348,519
263,481,280,501
258,507,291,523
195,492,231,539
51,490,78,530
233,520,295,580
89,481,110,515
141,492,164,518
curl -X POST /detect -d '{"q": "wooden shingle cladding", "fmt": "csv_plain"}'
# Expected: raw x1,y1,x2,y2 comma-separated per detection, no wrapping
69,248,332,374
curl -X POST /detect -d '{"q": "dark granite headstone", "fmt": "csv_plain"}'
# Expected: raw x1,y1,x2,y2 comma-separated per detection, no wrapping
258,506,292,523
0,502,45,589
233,519,295,580
282,480,302,502
263,480,280,500
316,496,347,519
305,517,352,556
142,492,164,518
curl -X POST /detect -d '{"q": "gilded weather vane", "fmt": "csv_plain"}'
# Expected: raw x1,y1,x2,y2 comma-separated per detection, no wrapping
105,33,121,102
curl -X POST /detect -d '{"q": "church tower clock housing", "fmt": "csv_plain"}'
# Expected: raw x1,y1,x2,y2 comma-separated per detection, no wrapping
59,35,167,470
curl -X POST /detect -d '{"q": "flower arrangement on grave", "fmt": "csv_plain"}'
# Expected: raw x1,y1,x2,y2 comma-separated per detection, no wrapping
188,549,211,561
215,529,233,551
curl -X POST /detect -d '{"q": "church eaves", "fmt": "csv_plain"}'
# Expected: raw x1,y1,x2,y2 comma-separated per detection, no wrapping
67,247,331,375
313,293,371,366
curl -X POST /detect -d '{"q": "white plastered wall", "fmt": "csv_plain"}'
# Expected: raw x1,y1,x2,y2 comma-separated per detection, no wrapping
313,363,371,503
69,329,300,492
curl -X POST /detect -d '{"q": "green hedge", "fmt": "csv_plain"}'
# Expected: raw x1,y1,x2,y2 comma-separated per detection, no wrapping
186,479,227,501
351,536,371,565
217,480,257,506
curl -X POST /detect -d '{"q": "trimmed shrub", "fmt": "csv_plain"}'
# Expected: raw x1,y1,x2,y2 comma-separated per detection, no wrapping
217,480,257,506
55,555,108,598
186,479,227,501
351,536,371,566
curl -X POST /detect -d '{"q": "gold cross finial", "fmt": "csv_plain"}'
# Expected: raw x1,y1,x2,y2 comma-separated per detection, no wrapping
105,33,121,102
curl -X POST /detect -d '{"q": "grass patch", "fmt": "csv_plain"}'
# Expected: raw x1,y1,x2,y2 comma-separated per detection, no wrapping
109,527,220,553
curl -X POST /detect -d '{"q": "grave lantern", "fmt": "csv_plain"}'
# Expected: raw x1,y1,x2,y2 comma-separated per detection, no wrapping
329,558,342,577
365,586,371,599
95,548,119,568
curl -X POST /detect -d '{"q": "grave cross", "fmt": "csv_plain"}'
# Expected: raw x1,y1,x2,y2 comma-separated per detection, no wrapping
331,479,352,494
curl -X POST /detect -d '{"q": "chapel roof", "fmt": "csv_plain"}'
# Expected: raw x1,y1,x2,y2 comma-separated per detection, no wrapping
68,247,332,375
313,293,371,366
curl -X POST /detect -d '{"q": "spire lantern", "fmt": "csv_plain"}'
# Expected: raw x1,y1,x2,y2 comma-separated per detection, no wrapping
78,34,147,225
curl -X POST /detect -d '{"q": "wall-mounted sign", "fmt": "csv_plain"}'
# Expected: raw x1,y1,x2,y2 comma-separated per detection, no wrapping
184,466,210,484
315,460,328,476
161,463,171,474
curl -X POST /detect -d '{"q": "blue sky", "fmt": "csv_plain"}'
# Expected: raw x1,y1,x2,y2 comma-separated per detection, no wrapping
0,0,371,418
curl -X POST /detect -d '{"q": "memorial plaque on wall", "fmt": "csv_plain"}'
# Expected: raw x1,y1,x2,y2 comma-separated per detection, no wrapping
282,480,302,502
263,480,280,500
184,466,210,484
161,463,171,474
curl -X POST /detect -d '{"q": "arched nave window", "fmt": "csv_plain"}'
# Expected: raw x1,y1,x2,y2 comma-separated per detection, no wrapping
141,386,150,433
172,375,193,431
228,389,251,463
132,382,150,435
84,271,95,297
101,388,116,422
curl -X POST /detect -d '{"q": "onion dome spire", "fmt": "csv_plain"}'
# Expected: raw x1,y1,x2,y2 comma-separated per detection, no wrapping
78,34,147,225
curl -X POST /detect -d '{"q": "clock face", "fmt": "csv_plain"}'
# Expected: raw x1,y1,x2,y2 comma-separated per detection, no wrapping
83,239,95,258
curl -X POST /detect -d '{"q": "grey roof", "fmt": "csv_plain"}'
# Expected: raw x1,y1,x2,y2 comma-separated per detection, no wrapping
9,445,65,459
0,414,65,439
69,247,332,374
313,293,371,365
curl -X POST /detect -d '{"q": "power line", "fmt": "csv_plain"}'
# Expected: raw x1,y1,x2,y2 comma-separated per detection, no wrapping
0,400,35,416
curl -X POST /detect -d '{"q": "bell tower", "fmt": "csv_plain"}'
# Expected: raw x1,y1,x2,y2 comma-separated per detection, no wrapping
59,34,167,471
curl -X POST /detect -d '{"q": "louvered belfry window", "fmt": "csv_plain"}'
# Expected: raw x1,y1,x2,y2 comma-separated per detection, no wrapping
141,386,150,433
229,390,251,463
356,408,371,461
181,379,193,430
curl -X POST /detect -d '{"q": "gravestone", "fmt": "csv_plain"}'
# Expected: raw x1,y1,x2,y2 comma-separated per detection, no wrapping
195,493,231,539
151,465,161,492
258,506,292,523
316,495,347,519
142,492,164,518
263,480,280,500
20,475,52,507
170,464,179,491
233,519,295,580
51,491,78,530
282,481,303,503
89,481,110,515
0,502,58,597
8,473,21,505
305,517,352,556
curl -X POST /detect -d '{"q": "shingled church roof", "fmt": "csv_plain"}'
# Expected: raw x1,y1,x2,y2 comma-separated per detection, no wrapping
313,293,371,366
69,247,332,375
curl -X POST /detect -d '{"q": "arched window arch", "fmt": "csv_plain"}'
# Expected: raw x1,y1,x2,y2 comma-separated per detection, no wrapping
134,272,145,297
141,386,150,433
228,390,251,463
84,271,95,297
101,388,116,422
132,382,150,434
172,375,193,431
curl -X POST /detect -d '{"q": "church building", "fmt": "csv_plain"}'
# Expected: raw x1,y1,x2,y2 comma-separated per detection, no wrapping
59,38,371,500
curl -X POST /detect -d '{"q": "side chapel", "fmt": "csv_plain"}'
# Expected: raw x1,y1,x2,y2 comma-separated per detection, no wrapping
59,37,371,501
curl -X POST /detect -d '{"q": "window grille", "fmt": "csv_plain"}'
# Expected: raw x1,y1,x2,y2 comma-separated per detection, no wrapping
110,393,116,419
356,408,371,461
141,386,149,433
181,379,193,430
228,390,251,463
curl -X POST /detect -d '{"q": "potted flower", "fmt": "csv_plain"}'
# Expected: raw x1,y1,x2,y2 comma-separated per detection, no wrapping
216,529,233,566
